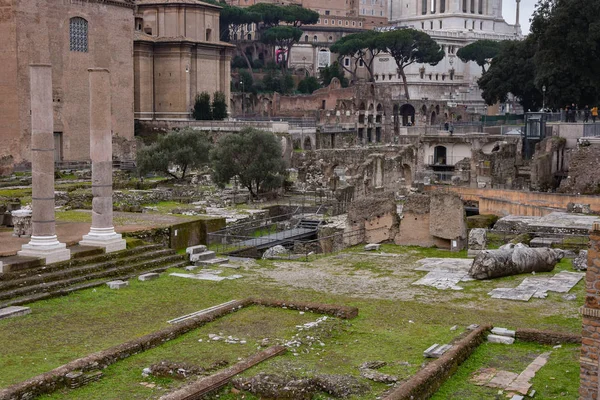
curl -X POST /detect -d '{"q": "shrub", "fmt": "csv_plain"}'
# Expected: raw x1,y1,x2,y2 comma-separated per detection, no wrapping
192,92,212,120
212,91,228,120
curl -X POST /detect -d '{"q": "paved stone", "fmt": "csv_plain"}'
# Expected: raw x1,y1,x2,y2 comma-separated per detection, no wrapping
505,352,550,395
471,368,497,386
195,258,229,266
510,395,525,400
138,273,159,282
489,271,584,301
487,334,515,344
169,272,242,282
487,370,519,388
491,327,516,337
106,280,129,289
0,306,31,320
413,258,474,290
186,245,208,255
364,243,381,251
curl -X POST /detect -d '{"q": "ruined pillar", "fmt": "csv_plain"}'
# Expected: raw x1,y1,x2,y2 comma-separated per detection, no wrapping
580,221,600,399
79,69,126,253
18,65,71,264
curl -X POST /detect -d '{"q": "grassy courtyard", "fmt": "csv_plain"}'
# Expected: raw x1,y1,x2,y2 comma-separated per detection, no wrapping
0,245,583,399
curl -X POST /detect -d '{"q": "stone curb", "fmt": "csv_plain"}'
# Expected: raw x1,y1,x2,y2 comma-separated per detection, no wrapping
382,324,492,400
0,298,358,400
515,328,581,345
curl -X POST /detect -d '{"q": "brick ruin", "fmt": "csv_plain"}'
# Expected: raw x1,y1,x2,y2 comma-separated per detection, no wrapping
581,221,600,399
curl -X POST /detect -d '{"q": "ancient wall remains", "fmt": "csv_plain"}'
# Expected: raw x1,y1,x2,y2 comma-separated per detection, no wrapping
346,192,399,244
580,221,600,400
559,145,600,195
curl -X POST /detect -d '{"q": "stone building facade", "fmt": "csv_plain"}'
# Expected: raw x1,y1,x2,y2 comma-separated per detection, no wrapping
581,221,600,399
0,0,135,171
134,0,234,120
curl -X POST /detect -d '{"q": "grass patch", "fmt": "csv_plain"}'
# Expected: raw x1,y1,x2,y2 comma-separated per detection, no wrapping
55,210,92,223
432,341,580,399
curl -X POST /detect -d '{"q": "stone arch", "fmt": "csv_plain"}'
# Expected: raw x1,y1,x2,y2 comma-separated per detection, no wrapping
436,104,440,114
359,102,366,111
376,103,383,113
421,104,427,115
399,104,415,126
430,111,437,125
368,103,374,112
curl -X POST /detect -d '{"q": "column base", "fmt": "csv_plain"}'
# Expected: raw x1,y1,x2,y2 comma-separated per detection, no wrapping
18,236,71,264
80,230,126,253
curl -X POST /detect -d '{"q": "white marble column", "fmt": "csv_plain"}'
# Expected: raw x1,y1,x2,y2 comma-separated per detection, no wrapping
79,69,126,253
18,65,71,264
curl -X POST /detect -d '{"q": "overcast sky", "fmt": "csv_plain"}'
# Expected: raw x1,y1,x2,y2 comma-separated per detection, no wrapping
503,0,537,34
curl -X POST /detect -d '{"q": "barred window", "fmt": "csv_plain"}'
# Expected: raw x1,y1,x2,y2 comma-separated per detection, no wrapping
70,17,88,52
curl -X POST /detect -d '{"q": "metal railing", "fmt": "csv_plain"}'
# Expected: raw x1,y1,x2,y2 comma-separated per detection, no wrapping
486,229,590,251
583,124,600,137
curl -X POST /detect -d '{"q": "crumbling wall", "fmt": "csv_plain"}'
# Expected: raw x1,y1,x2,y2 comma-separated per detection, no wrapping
559,145,600,195
471,141,519,189
530,137,566,192
0,155,14,177
346,192,399,244
429,192,467,241
395,193,439,247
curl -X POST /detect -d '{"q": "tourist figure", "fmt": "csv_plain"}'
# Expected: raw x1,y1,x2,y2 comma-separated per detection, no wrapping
592,106,598,123
449,123,454,136
584,105,590,123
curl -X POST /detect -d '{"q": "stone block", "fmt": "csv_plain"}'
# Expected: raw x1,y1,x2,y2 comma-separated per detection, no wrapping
189,251,216,262
574,250,589,271
106,280,129,289
0,306,31,320
487,334,515,344
468,228,487,258
195,258,229,266
491,327,516,338
364,243,381,251
424,343,452,358
186,245,207,255
138,273,159,282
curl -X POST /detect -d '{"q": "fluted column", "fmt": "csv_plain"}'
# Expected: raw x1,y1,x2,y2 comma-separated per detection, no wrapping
18,65,71,264
79,69,126,253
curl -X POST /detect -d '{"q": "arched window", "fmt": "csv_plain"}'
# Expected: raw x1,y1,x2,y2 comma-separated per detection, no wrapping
305,35,309,42
70,17,88,53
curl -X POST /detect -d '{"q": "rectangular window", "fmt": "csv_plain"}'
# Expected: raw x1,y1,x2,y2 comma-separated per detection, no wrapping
69,17,88,52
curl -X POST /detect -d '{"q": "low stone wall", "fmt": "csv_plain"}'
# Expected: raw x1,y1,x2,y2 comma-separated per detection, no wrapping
515,329,581,345
0,298,359,400
427,185,600,216
382,325,491,400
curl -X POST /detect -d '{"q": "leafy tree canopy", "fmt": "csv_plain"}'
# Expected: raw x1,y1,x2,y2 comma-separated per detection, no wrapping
319,62,349,87
212,91,228,120
261,26,303,47
137,129,211,180
192,92,212,121
210,128,287,198
377,28,444,99
330,31,383,82
281,5,319,27
456,39,500,73
298,76,321,94
477,39,541,112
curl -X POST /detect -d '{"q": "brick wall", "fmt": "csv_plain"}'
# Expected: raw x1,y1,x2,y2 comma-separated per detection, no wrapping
580,221,600,399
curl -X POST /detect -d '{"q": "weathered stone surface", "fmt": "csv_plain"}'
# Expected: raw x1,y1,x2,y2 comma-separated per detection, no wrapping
364,243,380,251
468,228,487,257
469,245,563,280
106,280,129,289
186,245,208,255
262,245,289,259
573,250,588,271
359,368,398,383
190,250,216,262
487,334,514,344
413,258,474,290
138,273,159,282
491,327,515,338
429,192,467,241
348,192,399,245
0,306,31,320
489,271,584,301
424,344,452,358
11,209,32,237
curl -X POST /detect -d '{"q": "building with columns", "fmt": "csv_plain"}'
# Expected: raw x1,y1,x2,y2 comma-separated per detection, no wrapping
369,0,522,115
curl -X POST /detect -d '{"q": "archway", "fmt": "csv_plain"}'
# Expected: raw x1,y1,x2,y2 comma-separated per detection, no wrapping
430,111,437,125
402,164,413,186
433,145,447,165
399,104,415,126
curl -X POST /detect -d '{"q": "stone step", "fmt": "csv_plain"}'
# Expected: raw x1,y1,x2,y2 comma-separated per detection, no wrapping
0,248,176,292
0,306,31,320
487,334,515,344
0,260,188,308
190,251,216,262
0,244,164,280
423,343,452,358
186,245,208,255
194,258,229,266
491,327,516,338
0,254,185,301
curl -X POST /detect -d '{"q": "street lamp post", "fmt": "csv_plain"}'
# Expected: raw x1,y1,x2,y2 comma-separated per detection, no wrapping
542,85,546,112
240,80,245,117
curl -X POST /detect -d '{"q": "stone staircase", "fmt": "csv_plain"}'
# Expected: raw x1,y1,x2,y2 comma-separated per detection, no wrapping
0,242,187,308
296,219,322,230
186,245,229,267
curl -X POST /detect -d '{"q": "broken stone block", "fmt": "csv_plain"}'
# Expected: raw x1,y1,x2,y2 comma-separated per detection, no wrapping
364,243,381,251
106,280,129,289
424,344,452,358
262,245,289,259
195,257,229,266
189,250,216,262
138,273,159,282
467,324,480,330
468,228,487,257
469,246,563,280
487,334,515,344
186,245,207,255
0,306,31,320
491,327,516,338
573,250,588,271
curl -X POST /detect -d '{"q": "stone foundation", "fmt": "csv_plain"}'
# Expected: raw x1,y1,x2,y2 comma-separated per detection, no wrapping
580,221,600,399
